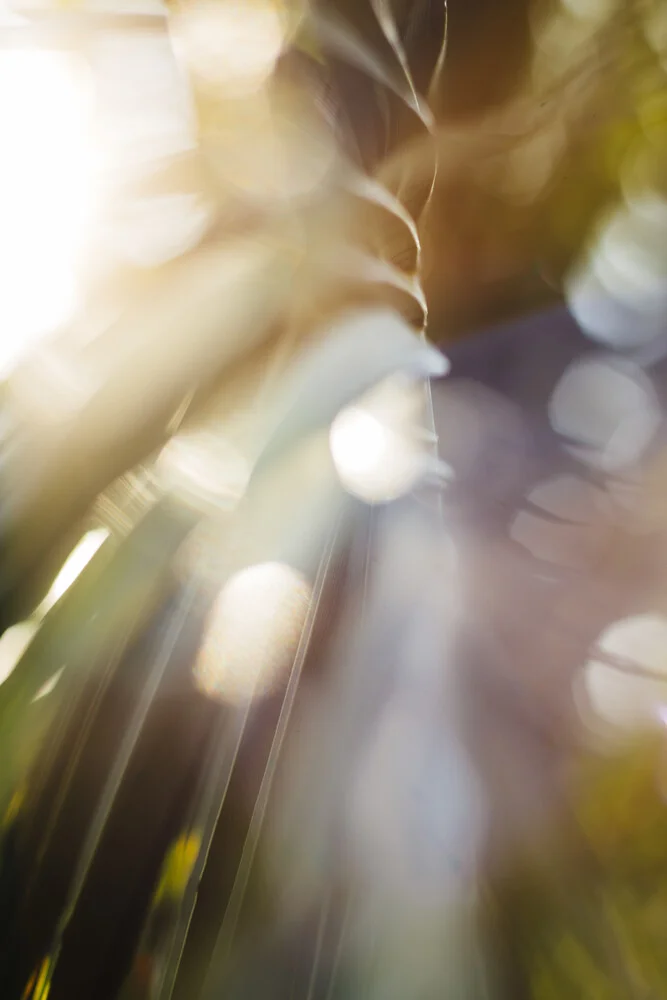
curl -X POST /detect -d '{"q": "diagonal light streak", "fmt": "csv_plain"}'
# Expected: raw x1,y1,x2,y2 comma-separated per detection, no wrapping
199,516,341,997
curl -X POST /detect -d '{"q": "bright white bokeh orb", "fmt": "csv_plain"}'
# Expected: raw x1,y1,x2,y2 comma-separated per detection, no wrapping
194,561,311,703
548,357,661,472
582,614,667,732
173,0,284,97
330,377,431,504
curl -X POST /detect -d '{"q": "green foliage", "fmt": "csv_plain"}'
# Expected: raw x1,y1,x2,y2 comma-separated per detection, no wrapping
503,732,667,998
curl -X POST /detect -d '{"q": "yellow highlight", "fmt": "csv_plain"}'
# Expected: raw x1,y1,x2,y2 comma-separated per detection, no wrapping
4,783,26,829
22,957,51,1000
153,832,201,905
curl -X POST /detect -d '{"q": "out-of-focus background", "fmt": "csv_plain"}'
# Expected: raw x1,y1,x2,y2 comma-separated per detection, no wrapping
0,0,666,998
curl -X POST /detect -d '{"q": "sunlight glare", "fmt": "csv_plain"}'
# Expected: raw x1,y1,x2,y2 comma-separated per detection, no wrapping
39,528,110,615
0,621,39,686
0,49,96,374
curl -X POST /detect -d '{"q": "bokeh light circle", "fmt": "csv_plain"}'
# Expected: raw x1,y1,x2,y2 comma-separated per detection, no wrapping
330,377,430,504
194,561,311,703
